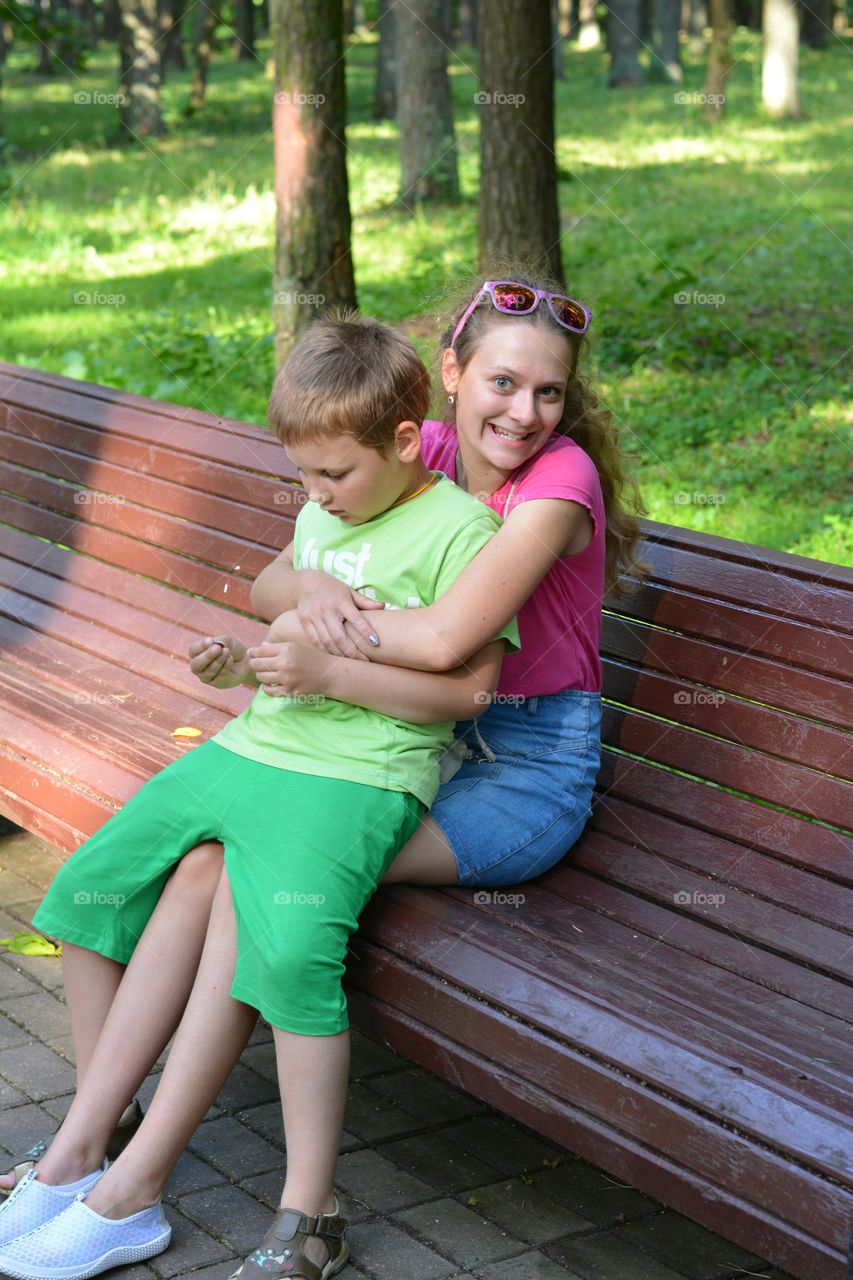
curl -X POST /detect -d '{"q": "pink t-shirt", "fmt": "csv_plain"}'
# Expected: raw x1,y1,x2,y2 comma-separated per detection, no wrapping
420,419,605,696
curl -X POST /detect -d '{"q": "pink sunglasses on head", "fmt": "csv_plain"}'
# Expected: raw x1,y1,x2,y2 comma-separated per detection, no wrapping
450,280,592,350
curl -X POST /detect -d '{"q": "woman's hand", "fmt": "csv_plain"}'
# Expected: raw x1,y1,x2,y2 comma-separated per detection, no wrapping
247,640,335,699
297,571,385,659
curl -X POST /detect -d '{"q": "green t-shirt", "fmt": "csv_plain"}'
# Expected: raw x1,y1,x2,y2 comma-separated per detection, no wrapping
213,473,519,807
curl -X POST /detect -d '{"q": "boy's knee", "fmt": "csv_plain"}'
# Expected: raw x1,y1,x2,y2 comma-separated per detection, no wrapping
172,842,224,894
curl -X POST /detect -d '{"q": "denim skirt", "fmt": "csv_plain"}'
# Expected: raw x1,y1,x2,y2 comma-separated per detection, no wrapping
429,689,602,887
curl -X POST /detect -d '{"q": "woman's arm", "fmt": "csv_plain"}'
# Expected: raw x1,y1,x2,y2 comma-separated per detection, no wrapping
248,621,506,723
251,540,386,650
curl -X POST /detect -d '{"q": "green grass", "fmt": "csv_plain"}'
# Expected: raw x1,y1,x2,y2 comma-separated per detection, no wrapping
1,30,851,563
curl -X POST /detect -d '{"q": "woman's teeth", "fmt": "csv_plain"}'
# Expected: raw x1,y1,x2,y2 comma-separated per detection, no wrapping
490,424,530,441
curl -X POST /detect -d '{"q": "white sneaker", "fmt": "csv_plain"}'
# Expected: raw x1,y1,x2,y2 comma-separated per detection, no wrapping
0,1164,107,1247
0,1195,171,1279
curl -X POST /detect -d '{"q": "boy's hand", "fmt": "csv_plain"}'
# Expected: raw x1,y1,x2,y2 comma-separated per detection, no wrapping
298,571,385,659
247,640,334,698
189,635,257,689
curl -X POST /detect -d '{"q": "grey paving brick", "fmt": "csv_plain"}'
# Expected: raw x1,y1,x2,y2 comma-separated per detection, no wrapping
149,1207,234,1277
239,1169,374,1228
396,1197,528,1268
0,1102,57,1158
237,1098,361,1155
365,1067,487,1126
211,1062,281,1113
530,1161,661,1229
343,1079,426,1142
163,1262,239,1280
449,1115,563,1179
0,1078,26,1107
468,1251,584,1278
240,1041,277,1082
178,1183,276,1255
165,1149,227,1198
617,1211,768,1279
0,1013,31,1051
347,1217,457,1279
547,1229,700,1280
3,991,70,1043
463,1176,592,1244
348,1027,408,1079
0,951,64,991
188,1116,284,1180
336,1148,436,1214
382,1130,500,1194
0,958,40,999
0,869,43,906
0,1040,76,1099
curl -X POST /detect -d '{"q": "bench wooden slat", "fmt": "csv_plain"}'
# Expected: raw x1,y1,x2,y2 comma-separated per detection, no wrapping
347,984,847,1280
602,613,852,728
595,755,850,884
602,704,851,827
0,499,259,611
602,657,851,778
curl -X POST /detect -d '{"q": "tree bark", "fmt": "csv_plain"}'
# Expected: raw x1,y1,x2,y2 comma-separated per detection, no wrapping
189,0,220,112
458,0,477,43
271,0,356,363
704,0,732,118
395,0,459,203
552,0,564,78
233,0,255,58
798,0,831,45
102,0,120,40
651,0,683,80
577,0,601,48
682,0,707,57
118,0,165,137
373,0,396,119
607,0,645,83
478,0,563,283
159,0,185,77
763,0,800,114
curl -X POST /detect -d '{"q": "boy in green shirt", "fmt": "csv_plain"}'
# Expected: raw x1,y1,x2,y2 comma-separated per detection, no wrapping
6,315,516,1280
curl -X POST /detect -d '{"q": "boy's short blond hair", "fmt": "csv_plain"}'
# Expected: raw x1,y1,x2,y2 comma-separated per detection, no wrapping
268,311,430,454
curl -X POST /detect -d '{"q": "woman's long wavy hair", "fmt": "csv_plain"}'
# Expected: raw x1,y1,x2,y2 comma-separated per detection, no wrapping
436,265,647,597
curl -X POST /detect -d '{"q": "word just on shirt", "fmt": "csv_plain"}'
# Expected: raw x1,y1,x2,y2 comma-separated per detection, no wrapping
298,537,423,610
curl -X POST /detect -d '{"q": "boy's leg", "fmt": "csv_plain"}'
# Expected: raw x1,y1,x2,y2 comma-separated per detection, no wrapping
39,866,257,1204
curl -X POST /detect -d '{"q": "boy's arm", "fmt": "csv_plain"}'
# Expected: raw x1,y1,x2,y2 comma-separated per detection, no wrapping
248,612,506,723
189,635,260,689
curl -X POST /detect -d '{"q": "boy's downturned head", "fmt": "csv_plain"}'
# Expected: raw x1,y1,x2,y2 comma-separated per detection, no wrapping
268,310,430,454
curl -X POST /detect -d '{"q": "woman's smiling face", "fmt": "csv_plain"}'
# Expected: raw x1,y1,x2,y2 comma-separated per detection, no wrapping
444,319,573,476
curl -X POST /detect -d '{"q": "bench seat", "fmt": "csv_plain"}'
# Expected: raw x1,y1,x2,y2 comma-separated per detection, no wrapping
1,361,850,1279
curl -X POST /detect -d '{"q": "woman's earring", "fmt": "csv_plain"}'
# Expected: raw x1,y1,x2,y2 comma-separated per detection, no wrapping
448,393,456,406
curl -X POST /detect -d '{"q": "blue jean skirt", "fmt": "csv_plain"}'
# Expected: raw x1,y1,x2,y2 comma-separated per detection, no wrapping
430,689,601,887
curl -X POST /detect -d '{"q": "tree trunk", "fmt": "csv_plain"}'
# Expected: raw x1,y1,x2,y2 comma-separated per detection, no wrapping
161,0,186,70
118,0,165,137
373,0,396,119
651,0,683,80
233,0,255,58
458,0,477,43
682,0,707,57
704,0,732,118
189,0,220,112
395,0,459,203
763,0,800,114
271,0,356,363
478,0,563,283
0,23,8,195
103,0,120,40
552,0,564,78
799,0,831,44
577,0,601,48
607,0,644,83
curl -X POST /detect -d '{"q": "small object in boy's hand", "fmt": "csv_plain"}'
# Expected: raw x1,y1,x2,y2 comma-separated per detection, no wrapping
172,726,202,738
0,931,61,957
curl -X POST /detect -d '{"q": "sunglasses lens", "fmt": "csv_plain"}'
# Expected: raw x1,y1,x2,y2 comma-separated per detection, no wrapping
550,296,588,332
492,284,537,313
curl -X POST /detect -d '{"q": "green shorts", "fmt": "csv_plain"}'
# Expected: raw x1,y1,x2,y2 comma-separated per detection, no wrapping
33,741,423,1035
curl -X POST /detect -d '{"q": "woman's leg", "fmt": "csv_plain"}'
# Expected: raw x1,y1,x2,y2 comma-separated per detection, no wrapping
32,842,227,1188
379,815,458,884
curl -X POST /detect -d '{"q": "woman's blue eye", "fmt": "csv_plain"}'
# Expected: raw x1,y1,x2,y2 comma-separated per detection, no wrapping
494,376,512,389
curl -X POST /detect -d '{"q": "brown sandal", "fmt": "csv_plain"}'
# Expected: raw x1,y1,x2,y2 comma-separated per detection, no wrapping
0,1098,144,1198
229,1197,349,1279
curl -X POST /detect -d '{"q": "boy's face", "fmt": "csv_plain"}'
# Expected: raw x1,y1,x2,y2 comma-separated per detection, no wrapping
286,426,421,525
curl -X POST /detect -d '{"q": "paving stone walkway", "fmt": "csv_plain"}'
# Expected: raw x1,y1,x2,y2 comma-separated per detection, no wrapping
0,823,798,1280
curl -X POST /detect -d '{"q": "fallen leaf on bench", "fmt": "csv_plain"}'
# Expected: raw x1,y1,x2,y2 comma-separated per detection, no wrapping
172,726,202,738
0,931,61,957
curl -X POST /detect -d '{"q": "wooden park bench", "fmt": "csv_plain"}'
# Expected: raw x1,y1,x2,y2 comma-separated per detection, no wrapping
0,360,850,1280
